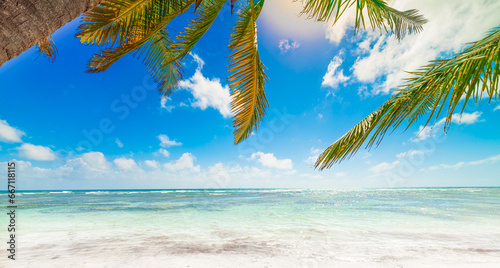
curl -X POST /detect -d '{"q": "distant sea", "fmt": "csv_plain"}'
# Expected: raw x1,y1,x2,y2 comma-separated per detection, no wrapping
1,188,500,267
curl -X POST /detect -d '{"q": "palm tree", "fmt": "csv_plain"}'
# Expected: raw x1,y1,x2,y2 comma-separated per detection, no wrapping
315,26,500,170
0,0,103,66
74,0,427,144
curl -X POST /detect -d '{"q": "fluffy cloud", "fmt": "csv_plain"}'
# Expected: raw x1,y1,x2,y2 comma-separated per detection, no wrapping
158,134,182,148
451,112,483,125
494,105,500,111
412,112,483,142
157,148,170,158
160,96,175,112
144,160,159,169
322,50,349,89
370,160,401,174
278,39,300,52
66,152,111,172
178,54,232,118
114,157,138,170
324,0,500,95
396,150,424,159
251,152,293,170
164,153,200,173
8,150,318,189
17,143,56,161
304,148,321,166
0,119,25,143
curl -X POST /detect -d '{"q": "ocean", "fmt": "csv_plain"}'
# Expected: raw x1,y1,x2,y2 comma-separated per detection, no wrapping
1,188,500,267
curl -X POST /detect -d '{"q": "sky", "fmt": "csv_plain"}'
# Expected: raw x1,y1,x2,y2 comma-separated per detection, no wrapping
0,0,499,190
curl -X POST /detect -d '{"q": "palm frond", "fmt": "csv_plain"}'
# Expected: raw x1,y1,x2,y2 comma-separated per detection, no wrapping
301,0,427,40
316,26,500,170
85,1,194,73
168,0,226,67
136,31,184,95
228,0,268,144
77,0,191,46
36,36,58,61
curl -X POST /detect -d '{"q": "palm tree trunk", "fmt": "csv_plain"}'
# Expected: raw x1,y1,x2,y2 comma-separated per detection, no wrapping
0,0,102,66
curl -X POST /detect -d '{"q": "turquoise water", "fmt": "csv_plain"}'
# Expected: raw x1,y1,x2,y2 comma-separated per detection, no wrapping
1,188,500,267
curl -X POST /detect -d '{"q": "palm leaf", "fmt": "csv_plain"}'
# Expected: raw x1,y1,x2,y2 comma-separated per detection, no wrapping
85,0,194,73
316,26,500,170
168,0,226,67
36,36,58,61
136,31,184,95
77,0,191,46
228,0,268,144
301,0,427,40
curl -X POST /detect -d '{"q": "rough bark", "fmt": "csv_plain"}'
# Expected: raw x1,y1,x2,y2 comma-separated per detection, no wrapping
0,0,102,67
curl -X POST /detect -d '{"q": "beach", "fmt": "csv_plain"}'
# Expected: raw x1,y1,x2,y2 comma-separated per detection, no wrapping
1,188,500,267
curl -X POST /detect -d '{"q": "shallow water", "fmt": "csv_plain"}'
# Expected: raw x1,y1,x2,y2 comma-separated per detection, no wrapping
1,188,500,267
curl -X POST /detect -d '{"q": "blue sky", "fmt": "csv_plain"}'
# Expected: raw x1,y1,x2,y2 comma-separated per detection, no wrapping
0,0,499,190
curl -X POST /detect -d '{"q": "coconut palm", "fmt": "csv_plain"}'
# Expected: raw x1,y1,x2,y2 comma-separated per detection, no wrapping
74,0,427,144
315,26,500,170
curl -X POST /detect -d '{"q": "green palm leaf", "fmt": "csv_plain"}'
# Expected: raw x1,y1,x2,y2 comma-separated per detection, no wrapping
84,6,186,73
77,0,190,46
136,31,184,95
228,0,268,144
301,0,427,40
316,27,500,170
168,0,226,67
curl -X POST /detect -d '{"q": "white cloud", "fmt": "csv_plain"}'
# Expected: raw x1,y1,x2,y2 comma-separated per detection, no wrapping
305,156,317,166
0,119,25,143
157,148,170,158
322,51,349,89
160,96,175,112
158,134,182,148
329,0,500,95
428,162,465,170
451,111,482,125
412,112,483,142
178,54,232,118
17,143,56,161
317,114,323,119
428,154,500,170
278,39,300,52
396,150,424,159
370,160,400,174
469,154,500,165
164,152,200,173
323,8,356,44
305,147,321,166
412,124,434,142
67,152,111,172
115,138,124,148
494,105,500,111
9,151,317,189
114,157,138,170
251,151,293,170
144,160,159,169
